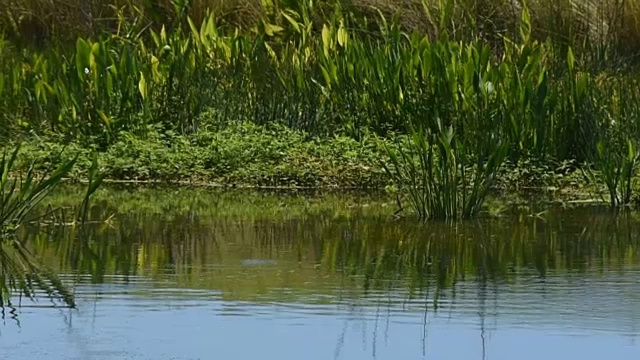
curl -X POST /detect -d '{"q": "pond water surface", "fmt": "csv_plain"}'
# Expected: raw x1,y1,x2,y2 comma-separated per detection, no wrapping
1,188,640,359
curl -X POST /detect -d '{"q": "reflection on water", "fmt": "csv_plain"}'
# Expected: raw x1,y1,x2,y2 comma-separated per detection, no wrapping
1,188,640,359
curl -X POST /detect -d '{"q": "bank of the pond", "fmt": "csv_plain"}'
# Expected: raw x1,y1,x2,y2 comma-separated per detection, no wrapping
9,121,613,205
13,122,389,189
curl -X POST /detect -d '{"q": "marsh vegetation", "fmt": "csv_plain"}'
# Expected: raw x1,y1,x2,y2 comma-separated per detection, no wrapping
0,147,103,310
2,0,640,215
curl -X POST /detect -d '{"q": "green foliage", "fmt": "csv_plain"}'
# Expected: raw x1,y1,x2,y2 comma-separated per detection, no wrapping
495,157,582,191
12,121,390,188
10,122,615,205
384,125,507,220
0,146,75,308
2,1,640,211
584,139,639,207
1,147,77,232
580,75,640,207
0,3,638,149
4,1,640,61
1,145,105,309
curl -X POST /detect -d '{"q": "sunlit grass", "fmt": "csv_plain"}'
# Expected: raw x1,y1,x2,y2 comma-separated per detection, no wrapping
1,146,103,309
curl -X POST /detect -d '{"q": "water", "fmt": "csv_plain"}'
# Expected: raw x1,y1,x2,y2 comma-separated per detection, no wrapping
1,188,640,359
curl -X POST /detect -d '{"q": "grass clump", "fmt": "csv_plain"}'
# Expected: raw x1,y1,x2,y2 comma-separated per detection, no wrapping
1,147,76,309
384,125,507,220
583,137,640,207
4,1,640,61
1,146,103,310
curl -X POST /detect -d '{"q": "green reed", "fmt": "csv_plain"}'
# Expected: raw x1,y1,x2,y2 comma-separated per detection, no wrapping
0,2,636,146
4,1,639,57
384,124,507,220
0,146,74,308
1,146,103,309
585,139,639,207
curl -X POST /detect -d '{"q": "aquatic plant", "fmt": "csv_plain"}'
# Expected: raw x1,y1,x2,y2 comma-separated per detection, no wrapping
581,75,640,207
1,147,77,232
4,0,640,57
0,2,637,150
583,138,639,207
0,146,77,308
1,146,103,309
384,124,507,220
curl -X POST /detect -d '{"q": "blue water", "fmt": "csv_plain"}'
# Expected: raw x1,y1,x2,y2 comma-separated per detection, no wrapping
2,191,640,359
2,271,639,360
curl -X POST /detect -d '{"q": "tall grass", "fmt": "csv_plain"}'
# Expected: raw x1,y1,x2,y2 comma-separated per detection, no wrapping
2,2,637,140
1,1,640,211
581,76,640,206
0,146,75,308
585,139,639,207
1,146,103,309
384,125,507,220
3,1,640,55
1,147,77,231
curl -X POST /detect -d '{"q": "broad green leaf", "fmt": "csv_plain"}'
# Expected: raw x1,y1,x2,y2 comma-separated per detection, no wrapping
519,4,531,42
282,11,300,33
322,24,331,56
160,25,167,44
106,70,113,94
264,43,278,62
151,55,161,81
188,17,201,44
576,72,588,97
337,22,348,47
320,64,331,87
567,47,575,73
90,42,100,73
75,38,92,80
138,72,147,100
261,0,275,15
97,110,111,129
263,22,284,37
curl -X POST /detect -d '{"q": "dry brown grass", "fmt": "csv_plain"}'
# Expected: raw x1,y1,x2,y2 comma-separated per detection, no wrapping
0,0,265,43
1,0,639,56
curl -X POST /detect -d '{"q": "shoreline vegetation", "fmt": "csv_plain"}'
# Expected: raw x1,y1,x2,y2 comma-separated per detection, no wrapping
1,147,103,309
2,0,640,218
13,130,596,199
